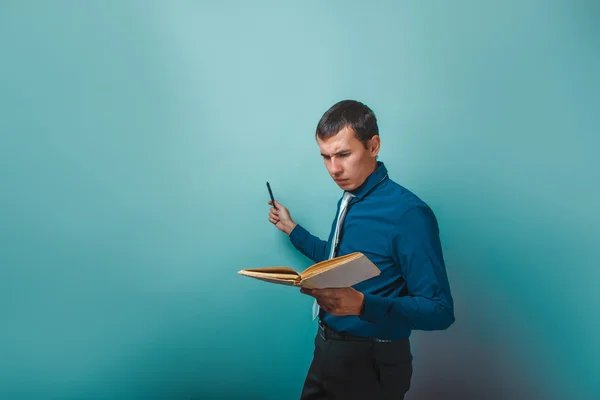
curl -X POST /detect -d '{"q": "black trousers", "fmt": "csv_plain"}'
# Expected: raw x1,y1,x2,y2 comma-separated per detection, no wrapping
300,323,413,400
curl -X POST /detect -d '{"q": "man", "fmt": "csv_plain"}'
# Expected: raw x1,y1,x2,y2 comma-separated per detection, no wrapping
268,100,455,399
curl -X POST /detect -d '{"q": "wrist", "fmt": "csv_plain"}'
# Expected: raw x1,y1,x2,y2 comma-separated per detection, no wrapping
285,222,297,235
355,292,365,316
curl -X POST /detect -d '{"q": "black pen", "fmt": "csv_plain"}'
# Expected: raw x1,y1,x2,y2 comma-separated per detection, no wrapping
266,181,278,210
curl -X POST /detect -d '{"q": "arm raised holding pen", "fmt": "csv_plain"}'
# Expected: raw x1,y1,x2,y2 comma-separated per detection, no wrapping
268,200,296,235
268,200,329,264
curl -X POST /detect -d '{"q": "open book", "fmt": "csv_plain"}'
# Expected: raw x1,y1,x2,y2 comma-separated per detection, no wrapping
237,252,380,289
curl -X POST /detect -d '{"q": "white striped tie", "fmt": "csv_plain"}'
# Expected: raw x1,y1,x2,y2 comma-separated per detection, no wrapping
312,191,355,320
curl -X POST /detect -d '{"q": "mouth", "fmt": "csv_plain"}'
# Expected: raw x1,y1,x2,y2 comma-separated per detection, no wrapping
334,178,348,184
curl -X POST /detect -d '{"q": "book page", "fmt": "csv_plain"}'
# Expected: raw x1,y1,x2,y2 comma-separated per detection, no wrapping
238,270,300,286
301,255,380,289
302,252,362,277
241,267,299,275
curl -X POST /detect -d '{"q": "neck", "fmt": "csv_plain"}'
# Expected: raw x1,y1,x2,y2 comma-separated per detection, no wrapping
353,160,379,191
368,159,378,175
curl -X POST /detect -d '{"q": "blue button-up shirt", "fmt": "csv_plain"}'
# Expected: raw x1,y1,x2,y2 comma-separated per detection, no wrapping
289,161,455,340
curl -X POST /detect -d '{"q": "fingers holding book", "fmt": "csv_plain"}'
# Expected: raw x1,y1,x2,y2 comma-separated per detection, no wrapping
300,287,365,317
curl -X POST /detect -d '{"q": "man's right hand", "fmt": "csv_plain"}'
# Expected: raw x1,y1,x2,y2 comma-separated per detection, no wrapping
268,200,297,235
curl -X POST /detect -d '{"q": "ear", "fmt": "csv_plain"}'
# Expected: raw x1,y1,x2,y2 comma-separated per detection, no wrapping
369,135,381,156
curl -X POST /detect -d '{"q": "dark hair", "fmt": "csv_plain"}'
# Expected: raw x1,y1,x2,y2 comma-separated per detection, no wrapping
316,100,379,147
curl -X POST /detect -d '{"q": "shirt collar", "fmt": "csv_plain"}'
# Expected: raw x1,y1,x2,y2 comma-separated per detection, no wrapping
348,161,389,200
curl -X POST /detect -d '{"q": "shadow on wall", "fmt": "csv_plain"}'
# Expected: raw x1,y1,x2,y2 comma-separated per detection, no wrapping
405,288,550,400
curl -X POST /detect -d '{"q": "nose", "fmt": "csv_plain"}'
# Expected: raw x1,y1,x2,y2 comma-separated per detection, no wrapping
329,157,343,175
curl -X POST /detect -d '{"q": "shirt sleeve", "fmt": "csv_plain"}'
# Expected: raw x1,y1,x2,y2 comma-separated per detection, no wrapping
359,205,455,331
289,223,329,264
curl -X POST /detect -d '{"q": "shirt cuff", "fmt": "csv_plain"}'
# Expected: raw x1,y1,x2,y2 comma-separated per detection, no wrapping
289,223,309,248
359,293,390,323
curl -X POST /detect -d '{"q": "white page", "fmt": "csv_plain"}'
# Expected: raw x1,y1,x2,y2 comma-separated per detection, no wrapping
302,256,380,288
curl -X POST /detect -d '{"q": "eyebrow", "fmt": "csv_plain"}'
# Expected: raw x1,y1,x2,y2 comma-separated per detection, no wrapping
321,149,351,157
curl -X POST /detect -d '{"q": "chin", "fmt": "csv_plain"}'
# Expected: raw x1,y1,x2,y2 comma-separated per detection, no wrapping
337,181,354,190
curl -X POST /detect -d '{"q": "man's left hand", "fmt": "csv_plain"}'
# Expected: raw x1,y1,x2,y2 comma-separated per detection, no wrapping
300,287,364,316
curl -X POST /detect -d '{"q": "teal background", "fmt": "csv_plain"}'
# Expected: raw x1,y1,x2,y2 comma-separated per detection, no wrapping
1,1,598,399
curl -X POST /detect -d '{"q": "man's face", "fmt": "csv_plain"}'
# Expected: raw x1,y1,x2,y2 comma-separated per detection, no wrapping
317,126,380,191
